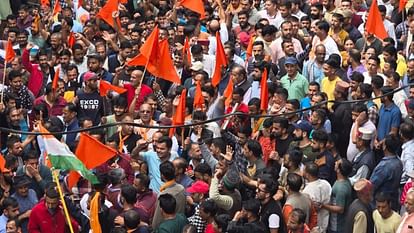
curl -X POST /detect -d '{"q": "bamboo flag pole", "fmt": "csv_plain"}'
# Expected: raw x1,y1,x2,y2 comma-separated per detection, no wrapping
52,169,75,233
1,59,7,103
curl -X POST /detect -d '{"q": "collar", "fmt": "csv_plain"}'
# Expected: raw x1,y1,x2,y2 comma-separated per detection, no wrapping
402,139,414,149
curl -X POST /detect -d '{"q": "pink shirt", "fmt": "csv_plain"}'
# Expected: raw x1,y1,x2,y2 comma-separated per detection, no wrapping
270,37,303,64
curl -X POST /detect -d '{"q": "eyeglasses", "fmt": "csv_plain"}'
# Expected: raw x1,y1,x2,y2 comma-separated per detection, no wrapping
140,110,151,114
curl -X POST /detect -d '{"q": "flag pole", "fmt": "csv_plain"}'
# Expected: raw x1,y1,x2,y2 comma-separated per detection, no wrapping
0,59,7,103
52,169,75,233
138,58,151,89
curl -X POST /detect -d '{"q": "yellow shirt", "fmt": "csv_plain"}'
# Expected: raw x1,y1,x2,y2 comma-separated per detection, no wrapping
372,210,401,233
321,76,341,109
379,53,407,78
328,28,349,46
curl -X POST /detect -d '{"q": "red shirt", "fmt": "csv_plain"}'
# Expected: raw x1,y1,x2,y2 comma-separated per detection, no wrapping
124,83,153,111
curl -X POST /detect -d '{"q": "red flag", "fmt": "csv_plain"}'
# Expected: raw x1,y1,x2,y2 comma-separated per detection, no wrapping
179,0,205,19
5,39,15,63
52,67,60,91
41,0,50,7
67,133,117,189
246,36,255,60
365,0,388,40
260,68,268,111
99,80,127,96
68,32,76,48
52,0,62,17
96,0,121,29
212,32,228,87
223,77,233,106
193,81,204,109
399,0,407,12
78,0,83,8
183,37,192,64
170,89,187,137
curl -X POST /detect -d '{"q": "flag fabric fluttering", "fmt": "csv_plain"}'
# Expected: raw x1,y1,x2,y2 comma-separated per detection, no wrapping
170,89,187,137
245,36,255,60
52,67,60,91
193,81,204,109
178,0,205,19
223,77,233,106
52,0,62,17
68,32,76,48
96,0,121,29
99,80,127,96
90,192,102,233
212,32,228,87
5,39,16,63
399,0,407,12
39,125,99,184
67,133,117,189
183,37,192,64
365,0,388,40
260,68,268,111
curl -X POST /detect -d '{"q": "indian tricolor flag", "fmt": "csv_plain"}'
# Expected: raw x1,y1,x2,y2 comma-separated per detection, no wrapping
39,125,98,184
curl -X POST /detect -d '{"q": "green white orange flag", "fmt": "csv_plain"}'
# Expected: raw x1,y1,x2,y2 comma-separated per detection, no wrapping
39,125,98,184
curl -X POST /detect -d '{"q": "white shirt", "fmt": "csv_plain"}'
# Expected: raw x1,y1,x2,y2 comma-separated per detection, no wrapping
303,179,332,233
208,23,229,56
346,120,376,161
401,139,414,184
312,35,340,59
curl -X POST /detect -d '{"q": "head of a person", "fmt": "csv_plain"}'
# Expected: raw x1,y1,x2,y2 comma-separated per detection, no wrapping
8,70,23,92
286,173,303,193
45,186,60,214
241,199,261,220
87,54,103,73
367,56,380,75
124,209,141,230
311,129,328,152
156,136,172,159
158,193,176,216
243,139,263,160
375,192,393,219
350,71,364,92
6,136,22,157
6,218,21,233
304,163,319,181
194,163,212,184
310,2,323,19
271,117,289,139
160,161,176,182
287,208,307,232
83,71,99,90
383,134,400,155
139,103,152,123
252,41,265,60
335,158,353,177
284,149,303,170
108,168,126,186
282,40,295,56
121,184,138,205
199,199,218,221
133,173,150,194
231,65,248,85
405,190,414,214
310,108,327,127
284,57,299,77
2,197,19,219
315,20,330,38
13,175,31,198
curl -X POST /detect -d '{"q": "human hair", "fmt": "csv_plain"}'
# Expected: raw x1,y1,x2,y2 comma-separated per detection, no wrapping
309,81,320,90
191,44,203,55
124,209,140,229
311,2,323,11
248,98,260,109
384,134,400,155
160,161,176,181
375,192,392,204
368,56,380,65
316,20,330,33
8,70,22,81
23,150,39,161
352,102,368,114
242,199,261,216
371,75,384,89
245,139,263,158
158,136,172,148
194,163,212,177
287,99,300,110
3,197,18,209
305,162,319,178
6,135,21,149
274,87,289,101
262,25,277,37
135,173,150,189
200,199,217,217
211,138,226,154
239,125,253,137
113,96,128,108
338,158,353,177
259,174,279,196
193,110,207,121
45,186,59,199
358,83,373,98
121,184,138,204
288,148,303,168
312,129,328,144
383,44,397,58
173,157,188,174
273,117,289,129
400,122,414,140
182,224,197,233
158,193,176,214
287,173,303,192
290,208,306,224
350,71,364,83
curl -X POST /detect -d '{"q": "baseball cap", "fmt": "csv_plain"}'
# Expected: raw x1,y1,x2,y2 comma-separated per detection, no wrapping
284,57,298,65
190,61,204,71
83,71,98,82
293,120,313,134
186,181,209,194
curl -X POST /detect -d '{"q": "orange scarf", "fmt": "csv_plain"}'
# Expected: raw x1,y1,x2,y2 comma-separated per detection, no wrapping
118,131,130,153
90,192,102,233
160,180,176,192
139,120,153,141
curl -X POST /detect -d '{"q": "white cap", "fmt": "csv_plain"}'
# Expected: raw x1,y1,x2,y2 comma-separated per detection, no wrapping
358,127,374,141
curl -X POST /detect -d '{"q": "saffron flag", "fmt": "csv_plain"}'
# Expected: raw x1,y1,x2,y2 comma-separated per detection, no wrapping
41,0,50,7
90,192,102,233
246,36,255,60
193,81,204,109
260,68,268,111
399,0,407,12
39,125,98,184
223,77,233,106
52,67,60,91
0,155,5,172
365,0,388,40
212,32,228,87
68,32,76,48
96,0,121,29
139,26,159,63
183,37,192,64
170,89,187,137
179,0,205,19
67,133,117,189
52,0,62,16
5,39,15,63
99,80,127,96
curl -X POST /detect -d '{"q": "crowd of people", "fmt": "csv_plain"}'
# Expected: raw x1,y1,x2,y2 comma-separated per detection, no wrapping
1,0,414,232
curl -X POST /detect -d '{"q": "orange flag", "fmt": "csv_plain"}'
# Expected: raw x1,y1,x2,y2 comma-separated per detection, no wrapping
365,0,387,40
223,77,233,106
41,0,50,7
193,81,204,109
96,0,121,29
246,36,255,60
0,155,5,172
99,80,127,96
68,32,76,48
179,0,205,19
52,67,60,91
52,0,62,16
139,26,160,64
399,0,407,12
260,68,268,111
170,89,187,137
67,133,117,189
5,39,15,63
212,32,228,87
183,37,192,64
90,192,102,233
